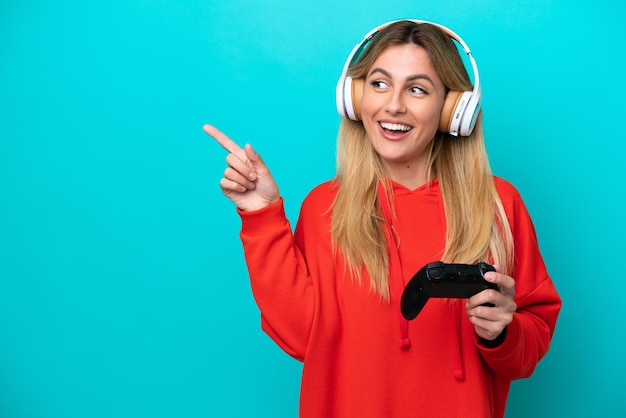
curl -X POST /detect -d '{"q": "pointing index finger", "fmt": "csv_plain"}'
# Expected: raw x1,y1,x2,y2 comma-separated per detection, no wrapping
203,124,243,155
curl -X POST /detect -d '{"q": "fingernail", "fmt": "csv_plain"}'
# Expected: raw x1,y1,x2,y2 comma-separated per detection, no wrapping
485,272,495,282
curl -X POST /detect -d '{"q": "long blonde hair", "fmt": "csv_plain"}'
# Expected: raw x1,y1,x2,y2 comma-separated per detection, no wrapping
331,21,514,300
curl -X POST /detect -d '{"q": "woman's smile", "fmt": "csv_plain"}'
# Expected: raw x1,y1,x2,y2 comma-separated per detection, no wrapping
378,121,414,140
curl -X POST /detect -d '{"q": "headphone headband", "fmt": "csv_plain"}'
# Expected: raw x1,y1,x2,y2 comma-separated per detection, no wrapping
335,20,482,137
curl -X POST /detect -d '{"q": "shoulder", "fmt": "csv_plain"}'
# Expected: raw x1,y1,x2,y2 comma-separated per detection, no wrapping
493,176,533,222
294,181,337,243
492,176,538,234
493,176,524,207
301,180,339,212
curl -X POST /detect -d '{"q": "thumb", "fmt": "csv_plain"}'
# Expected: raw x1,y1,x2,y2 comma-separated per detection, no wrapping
243,143,280,206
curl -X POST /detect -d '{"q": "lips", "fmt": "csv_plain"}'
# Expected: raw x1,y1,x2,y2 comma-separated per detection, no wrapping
380,122,412,132
378,121,413,140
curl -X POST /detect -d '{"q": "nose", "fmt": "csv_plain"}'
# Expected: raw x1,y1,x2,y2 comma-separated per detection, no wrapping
385,90,406,115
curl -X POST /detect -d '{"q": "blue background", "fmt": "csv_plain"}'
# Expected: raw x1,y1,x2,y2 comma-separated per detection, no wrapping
1,0,624,417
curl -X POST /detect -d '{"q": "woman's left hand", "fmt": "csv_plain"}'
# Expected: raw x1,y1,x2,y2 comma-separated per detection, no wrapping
465,267,517,342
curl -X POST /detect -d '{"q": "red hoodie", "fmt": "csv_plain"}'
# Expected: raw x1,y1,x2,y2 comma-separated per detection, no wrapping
238,177,561,418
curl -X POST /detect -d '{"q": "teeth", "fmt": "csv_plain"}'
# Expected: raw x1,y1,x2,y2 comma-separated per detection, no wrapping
380,122,412,132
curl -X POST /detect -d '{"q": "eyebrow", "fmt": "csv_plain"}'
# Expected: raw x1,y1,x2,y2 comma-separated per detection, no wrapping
368,67,437,87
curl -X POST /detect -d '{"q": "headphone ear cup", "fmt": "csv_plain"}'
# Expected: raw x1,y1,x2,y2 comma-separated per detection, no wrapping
439,90,463,134
337,76,364,121
343,76,355,120
350,78,364,121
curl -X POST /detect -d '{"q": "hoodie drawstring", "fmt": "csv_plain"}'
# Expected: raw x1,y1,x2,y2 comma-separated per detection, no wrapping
377,183,411,348
453,300,466,380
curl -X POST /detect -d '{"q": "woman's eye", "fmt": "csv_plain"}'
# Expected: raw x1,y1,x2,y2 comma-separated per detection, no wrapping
410,86,427,95
371,80,389,90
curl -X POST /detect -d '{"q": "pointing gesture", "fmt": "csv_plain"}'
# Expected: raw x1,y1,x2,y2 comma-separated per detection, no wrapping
204,124,280,211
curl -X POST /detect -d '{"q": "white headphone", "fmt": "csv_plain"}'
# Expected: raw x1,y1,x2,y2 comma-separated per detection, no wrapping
335,20,482,137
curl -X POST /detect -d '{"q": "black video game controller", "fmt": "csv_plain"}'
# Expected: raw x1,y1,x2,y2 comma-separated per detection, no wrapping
401,261,497,320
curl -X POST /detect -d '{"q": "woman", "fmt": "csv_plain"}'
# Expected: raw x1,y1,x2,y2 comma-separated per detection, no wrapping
205,20,561,418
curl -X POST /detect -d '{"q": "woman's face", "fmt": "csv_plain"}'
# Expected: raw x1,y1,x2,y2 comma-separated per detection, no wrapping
360,43,447,186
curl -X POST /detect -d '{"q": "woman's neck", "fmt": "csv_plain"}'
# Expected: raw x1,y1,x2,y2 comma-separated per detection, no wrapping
383,161,432,191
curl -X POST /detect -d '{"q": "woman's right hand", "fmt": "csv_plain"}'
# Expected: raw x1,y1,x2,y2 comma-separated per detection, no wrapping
204,124,280,212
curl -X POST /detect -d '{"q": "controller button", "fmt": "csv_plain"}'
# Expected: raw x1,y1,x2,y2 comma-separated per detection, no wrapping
427,263,444,282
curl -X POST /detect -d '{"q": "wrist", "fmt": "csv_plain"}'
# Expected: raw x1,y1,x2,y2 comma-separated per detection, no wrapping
238,197,280,212
479,327,507,348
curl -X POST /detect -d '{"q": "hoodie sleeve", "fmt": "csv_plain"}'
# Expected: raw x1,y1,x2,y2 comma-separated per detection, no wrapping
238,198,314,362
477,179,562,380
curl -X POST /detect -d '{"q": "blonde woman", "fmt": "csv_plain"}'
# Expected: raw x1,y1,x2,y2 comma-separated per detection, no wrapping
206,20,561,418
